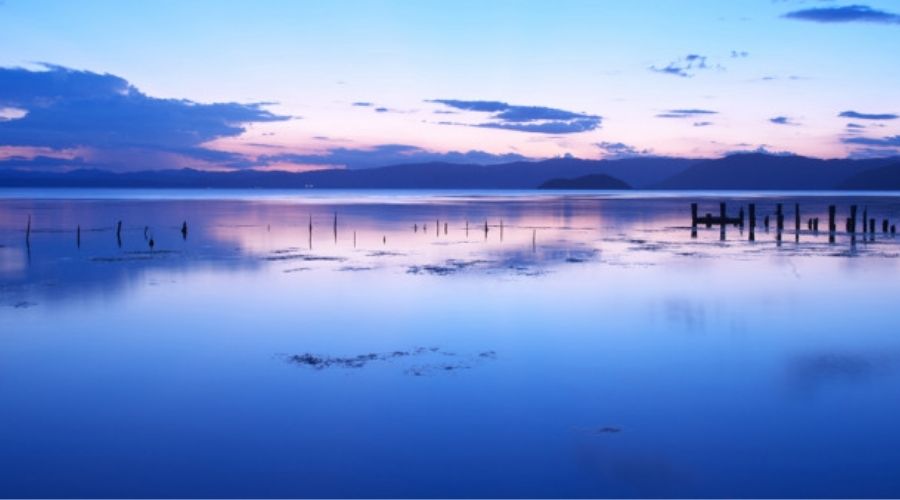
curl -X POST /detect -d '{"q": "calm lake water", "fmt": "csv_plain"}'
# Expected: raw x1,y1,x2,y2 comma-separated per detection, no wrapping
2,189,900,498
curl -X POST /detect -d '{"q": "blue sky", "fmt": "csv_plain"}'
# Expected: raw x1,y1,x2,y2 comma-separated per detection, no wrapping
1,0,899,171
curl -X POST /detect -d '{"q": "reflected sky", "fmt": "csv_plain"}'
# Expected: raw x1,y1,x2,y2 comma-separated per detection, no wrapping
2,190,900,498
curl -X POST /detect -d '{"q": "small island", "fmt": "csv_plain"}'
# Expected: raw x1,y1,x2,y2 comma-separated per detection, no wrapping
538,173,631,190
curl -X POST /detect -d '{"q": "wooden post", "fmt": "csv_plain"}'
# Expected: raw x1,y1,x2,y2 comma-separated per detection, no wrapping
116,220,122,247
828,205,836,233
870,219,875,234
436,219,439,237
795,203,800,231
181,221,188,240
883,219,889,234
849,205,857,233
863,207,868,233
353,231,357,248
720,202,726,223
77,224,81,248
532,229,536,252
465,220,469,238
749,204,756,229
691,203,698,227
333,213,338,243
25,215,31,247
444,222,448,235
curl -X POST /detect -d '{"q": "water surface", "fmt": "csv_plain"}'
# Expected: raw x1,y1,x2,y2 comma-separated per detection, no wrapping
2,190,900,498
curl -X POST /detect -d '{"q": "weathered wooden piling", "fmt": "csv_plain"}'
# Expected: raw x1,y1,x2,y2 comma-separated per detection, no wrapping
414,223,418,233
444,222,448,235
181,221,188,240
749,204,756,229
691,203,699,228
738,206,745,227
776,204,784,231
849,205,858,233
764,215,770,230
720,202,726,224
883,219,889,234
828,205,836,233
863,207,868,233
870,219,875,234
892,225,897,235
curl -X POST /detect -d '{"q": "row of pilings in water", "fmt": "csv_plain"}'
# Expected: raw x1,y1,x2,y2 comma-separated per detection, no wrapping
23,216,189,250
691,202,897,243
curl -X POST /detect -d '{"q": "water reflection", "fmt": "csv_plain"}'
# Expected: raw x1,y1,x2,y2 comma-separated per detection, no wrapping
3,191,900,497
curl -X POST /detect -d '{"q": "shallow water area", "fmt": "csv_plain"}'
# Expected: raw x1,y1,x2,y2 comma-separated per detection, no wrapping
2,189,900,498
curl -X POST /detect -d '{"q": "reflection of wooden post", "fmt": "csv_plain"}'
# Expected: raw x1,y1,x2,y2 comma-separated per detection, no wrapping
691,203,698,227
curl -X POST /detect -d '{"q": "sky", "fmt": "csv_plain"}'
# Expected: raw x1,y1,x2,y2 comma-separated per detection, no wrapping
1,0,899,172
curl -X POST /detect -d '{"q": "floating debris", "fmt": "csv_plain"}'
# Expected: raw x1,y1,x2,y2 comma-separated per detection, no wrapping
285,346,496,376
287,346,441,370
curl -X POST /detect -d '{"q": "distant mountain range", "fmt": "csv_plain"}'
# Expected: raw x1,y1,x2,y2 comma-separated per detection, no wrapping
1,153,899,190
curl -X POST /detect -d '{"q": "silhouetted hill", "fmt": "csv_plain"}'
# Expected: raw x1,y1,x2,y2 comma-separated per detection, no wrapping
0,157,693,189
3,153,899,190
654,153,898,190
538,174,631,190
838,162,900,190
